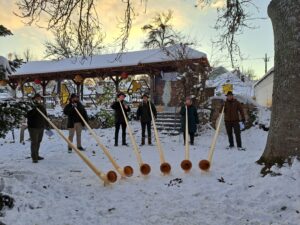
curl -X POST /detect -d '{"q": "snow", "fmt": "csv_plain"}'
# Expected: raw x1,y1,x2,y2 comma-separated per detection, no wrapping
206,71,255,97
1,119,299,225
11,45,206,76
0,56,12,79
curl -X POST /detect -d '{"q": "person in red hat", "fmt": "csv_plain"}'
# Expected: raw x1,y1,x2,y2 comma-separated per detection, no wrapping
223,91,246,150
26,93,48,163
111,92,131,146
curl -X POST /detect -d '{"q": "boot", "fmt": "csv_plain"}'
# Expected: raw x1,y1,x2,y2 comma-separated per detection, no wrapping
141,137,145,146
148,137,152,145
122,133,127,146
114,136,118,146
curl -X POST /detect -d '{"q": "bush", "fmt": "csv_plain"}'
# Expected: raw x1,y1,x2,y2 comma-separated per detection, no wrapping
0,101,32,138
92,109,115,128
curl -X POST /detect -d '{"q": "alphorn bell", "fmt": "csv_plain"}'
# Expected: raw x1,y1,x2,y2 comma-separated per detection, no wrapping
148,101,171,175
199,107,225,171
36,108,117,184
74,107,133,177
118,100,151,175
181,105,192,172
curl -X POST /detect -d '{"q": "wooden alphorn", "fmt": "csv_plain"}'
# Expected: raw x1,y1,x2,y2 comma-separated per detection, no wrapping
36,108,117,184
74,107,133,177
118,100,151,175
181,105,192,172
199,107,225,171
148,101,171,174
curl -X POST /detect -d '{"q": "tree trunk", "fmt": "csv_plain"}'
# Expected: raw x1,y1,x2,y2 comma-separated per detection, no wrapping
258,0,300,166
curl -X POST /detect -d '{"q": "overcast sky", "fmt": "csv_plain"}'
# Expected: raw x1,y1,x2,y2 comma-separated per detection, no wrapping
0,0,274,78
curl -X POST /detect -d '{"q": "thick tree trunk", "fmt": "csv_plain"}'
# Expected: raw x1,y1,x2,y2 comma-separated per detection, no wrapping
258,0,300,166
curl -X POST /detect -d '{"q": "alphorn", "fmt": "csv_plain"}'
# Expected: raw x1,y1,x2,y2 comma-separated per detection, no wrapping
199,107,225,171
74,107,133,177
36,108,117,184
118,100,151,175
181,106,192,172
148,101,171,175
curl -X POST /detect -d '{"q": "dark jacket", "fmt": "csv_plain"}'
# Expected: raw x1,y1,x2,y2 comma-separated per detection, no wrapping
63,102,88,128
136,101,157,123
111,100,131,123
27,102,48,129
180,105,199,133
224,99,245,122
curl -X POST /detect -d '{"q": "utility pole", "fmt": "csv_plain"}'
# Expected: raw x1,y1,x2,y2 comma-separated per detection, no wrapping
264,53,270,74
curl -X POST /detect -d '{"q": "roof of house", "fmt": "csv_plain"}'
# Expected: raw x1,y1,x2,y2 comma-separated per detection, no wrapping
254,67,274,87
11,45,207,77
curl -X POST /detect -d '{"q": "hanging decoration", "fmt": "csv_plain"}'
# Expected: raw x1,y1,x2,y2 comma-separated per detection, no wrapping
121,72,128,79
74,75,83,83
34,79,41,84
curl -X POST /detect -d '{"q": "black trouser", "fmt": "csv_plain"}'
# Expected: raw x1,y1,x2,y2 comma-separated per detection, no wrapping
28,128,44,160
225,121,242,147
183,132,195,144
115,122,127,145
141,121,151,138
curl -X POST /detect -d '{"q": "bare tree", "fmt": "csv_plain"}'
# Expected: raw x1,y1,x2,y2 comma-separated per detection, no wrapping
196,0,258,68
44,25,104,60
16,0,104,58
23,49,33,62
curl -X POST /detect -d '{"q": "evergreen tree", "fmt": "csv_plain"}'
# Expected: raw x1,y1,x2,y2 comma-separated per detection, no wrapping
0,25,12,37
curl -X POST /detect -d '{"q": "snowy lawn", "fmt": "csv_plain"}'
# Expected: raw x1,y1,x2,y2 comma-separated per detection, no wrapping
0,122,299,225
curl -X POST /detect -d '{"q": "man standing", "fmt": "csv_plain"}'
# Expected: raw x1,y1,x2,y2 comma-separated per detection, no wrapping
136,93,157,145
111,92,130,146
26,93,48,163
180,97,199,145
223,91,246,150
63,94,88,153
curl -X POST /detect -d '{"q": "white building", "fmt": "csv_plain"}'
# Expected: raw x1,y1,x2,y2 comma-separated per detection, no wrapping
254,67,274,107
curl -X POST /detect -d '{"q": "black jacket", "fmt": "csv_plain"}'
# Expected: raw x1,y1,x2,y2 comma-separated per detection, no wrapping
180,105,199,133
27,102,48,129
136,101,157,123
111,100,131,123
63,102,88,128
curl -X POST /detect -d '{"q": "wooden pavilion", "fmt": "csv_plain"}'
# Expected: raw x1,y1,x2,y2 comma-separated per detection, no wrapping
7,45,210,106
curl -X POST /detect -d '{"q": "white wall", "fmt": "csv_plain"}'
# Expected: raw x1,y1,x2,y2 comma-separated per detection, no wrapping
254,72,274,107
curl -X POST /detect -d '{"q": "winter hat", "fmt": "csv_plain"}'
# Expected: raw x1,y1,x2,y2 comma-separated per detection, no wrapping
70,93,79,99
142,93,149,98
117,92,126,98
226,91,233,96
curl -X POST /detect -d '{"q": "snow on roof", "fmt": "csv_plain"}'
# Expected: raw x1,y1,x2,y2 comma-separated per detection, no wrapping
12,45,207,76
206,70,255,97
254,67,274,87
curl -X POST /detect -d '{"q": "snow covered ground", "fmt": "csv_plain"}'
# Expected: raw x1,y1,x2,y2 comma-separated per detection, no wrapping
0,120,299,225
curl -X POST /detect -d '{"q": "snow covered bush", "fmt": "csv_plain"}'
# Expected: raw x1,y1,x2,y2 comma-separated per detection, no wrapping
0,101,32,138
91,109,114,128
